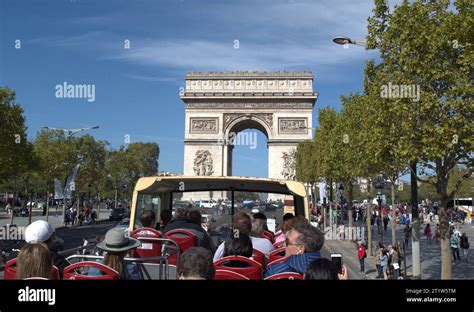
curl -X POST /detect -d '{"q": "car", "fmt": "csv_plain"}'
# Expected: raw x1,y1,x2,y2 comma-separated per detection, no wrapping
109,208,128,221
115,218,130,233
199,199,217,209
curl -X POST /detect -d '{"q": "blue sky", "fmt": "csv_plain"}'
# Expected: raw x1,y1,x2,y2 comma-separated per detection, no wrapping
0,0,382,177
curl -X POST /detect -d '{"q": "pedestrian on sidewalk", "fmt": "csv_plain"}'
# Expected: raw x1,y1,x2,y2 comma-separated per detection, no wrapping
450,232,460,261
434,225,441,244
424,224,432,244
460,233,469,261
374,242,384,278
379,249,389,280
357,241,366,274
5,202,12,214
389,245,400,280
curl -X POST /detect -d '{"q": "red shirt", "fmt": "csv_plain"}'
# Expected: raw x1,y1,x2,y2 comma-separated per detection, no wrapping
358,245,366,259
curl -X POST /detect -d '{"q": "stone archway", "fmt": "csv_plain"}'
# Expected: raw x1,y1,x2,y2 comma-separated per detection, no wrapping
181,71,318,180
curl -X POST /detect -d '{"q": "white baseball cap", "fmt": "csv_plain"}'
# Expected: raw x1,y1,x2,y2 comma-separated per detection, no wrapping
24,220,55,243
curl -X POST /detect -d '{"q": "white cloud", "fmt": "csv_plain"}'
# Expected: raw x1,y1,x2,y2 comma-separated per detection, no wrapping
107,39,376,73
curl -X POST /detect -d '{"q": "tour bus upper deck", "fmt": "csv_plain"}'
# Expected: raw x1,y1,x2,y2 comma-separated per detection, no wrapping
130,176,309,232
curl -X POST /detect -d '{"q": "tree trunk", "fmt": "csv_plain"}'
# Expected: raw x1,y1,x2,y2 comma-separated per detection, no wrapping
348,183,353,240
391,182,397,245
366,204,372,256
438,196,452,279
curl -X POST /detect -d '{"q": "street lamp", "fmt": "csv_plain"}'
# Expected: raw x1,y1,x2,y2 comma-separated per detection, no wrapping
42,125,100,136
332,36,367,47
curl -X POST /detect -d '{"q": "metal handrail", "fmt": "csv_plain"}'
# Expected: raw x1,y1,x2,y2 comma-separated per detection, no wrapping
65,237,181,280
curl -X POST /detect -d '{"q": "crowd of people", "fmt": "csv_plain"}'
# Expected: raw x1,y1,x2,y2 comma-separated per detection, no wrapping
11,201,470,280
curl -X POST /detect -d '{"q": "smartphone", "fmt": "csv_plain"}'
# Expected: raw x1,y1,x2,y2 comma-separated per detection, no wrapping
331,253,343,274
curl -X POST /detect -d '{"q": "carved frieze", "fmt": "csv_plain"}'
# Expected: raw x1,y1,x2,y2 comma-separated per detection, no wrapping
186,102,314,109
278,118,308,134
190,118,218,133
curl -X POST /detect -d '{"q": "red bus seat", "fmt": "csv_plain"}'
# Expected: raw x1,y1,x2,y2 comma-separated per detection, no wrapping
266,257,287,271
4,258,59,280
262,230,275,243
164,229,197,265
214,256,262,280
264,272,304,280
252,248,266,269
269,247,286,263
130,228,163,260
63,261,119,280
214,269,250,280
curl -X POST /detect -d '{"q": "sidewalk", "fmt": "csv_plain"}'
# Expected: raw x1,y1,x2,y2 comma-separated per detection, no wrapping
323,217,474,280
323,239,377,280
0,207,112,230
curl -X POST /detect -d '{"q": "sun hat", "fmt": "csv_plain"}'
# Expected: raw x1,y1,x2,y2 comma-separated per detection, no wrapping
96,228,141,252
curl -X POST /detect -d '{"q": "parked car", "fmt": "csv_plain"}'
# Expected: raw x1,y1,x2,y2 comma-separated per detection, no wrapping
109,208,129,221
199,199,217,209
13,206,29,217
115,218,130,233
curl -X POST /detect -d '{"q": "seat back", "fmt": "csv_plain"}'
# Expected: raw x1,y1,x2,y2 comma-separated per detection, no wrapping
4,258,59,280
266,257,287,270
214,256,262,280
262,231,275,243
164,229,197,265
252,248,266,269
265,272,304,280
63,261,119,280
130,228,163,260
269,247,286,263
214,269,250,280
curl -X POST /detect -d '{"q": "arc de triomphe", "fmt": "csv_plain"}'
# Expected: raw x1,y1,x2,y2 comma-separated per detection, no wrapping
181,71,318,180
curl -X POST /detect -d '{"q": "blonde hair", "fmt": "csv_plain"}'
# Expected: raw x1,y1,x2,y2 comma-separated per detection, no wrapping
104,251,127,278
17,243,52,279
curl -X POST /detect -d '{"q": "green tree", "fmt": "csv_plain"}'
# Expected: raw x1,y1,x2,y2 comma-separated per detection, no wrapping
367,0,474,279
0,87,29,182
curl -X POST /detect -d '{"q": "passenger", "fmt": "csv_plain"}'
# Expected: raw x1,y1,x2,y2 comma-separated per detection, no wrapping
222,233,253,267
179,247,215,280
156,209,172,232
264,222,323,278
16,243,53,279
163,207,215,252
140,210,156,228
213,212,274,261
304,258,349,280
253,212,270,232
95,228,141,280
274,216,297,247
187,210,202,226
251,218,266,238
24,220,68,278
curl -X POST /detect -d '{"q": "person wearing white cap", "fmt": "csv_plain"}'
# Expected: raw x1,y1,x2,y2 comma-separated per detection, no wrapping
23,220,69,277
